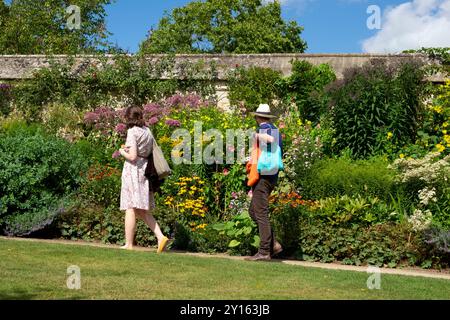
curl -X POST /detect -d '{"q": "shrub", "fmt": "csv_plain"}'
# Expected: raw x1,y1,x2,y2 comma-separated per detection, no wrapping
297,217,446,268
0,125,88,236
58,200,175,247
0,83,12,117
330,59,427,158
389,152,450,229
228,66,284,113
211,211,260,256
301,156,397,201
282,60,336,123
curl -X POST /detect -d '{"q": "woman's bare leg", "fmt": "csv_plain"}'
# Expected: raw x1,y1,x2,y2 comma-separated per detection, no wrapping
121,209,137,249
137,209,164,243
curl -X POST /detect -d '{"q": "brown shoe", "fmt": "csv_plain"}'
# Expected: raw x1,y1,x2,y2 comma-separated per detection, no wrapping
244,252,271,261
272,241,283,256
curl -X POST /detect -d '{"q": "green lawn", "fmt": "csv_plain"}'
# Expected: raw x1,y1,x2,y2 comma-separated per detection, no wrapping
0,239,449,300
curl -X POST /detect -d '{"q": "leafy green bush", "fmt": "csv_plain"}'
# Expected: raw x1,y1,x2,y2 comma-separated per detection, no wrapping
0,125,88,236
58,200,175,247
282,60,336,123
0,83,12,117
302,156,397,201
330,59,427,158
389,152,450,229
228,66,284,112
298,217,446,268
211,211,260,256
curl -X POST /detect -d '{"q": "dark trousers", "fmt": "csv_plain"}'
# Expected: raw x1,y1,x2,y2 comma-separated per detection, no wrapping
249,177,276,255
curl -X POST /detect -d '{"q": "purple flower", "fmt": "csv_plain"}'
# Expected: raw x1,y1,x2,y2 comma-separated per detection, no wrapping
184,94,201,109
112,150,121,159
148,116,159,125
84,112,99,124
231,192,238,199
143,103,161,116
0,83,12,91
115,123,127,134
165,119,181,127
165,94,183,108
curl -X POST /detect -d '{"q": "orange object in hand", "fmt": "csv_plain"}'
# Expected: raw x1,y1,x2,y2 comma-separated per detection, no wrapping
246,140,261,187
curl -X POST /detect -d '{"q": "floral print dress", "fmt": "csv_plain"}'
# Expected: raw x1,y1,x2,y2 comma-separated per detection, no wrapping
120,126,155,211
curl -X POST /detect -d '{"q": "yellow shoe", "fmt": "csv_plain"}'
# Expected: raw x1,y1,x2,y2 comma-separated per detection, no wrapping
157,236,169,253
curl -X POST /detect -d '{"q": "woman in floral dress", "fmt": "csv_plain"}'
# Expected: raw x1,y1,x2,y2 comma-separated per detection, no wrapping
119,106,169,253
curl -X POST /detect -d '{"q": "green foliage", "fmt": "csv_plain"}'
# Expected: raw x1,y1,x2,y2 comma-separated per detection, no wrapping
212,211,260,255
309,194,401,227
228,66,284,112
0,83,12,116
271,205,301,256
403,47,450,74
298,217,446,268
282,60,336,123
11,54,217,121
0,124,89,236
139,0,307,54
302,156,397,202
330,59,427,158
0,0,114,54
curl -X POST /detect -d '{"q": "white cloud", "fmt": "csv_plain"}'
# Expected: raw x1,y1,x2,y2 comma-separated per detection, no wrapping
362,0,450,53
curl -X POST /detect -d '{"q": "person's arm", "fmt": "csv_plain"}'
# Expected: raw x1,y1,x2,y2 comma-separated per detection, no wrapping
255,132,275,144
120,128,138,162
120,145,138,162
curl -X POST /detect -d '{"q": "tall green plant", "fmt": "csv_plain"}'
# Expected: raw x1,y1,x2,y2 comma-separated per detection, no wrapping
330,59,426,158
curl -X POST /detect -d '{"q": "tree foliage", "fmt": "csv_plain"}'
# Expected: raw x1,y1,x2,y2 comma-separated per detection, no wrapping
139,0,307,54
0,0,114,54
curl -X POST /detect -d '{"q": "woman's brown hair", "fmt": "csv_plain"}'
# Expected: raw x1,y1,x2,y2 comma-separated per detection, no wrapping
125,106,145,128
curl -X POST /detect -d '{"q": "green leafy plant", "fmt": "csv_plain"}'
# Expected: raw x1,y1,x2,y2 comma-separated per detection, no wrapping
330,58,427,158
228,66,284,113
0,124,89,236
212,211,260,255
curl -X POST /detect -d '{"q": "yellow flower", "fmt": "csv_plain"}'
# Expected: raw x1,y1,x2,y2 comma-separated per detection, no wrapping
433,105,443,114
436,143,446,153
399,154,405,159
387,132,393,140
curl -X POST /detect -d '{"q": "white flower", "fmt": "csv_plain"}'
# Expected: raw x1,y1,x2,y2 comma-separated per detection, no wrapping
408,209,432,232
418,187,437,206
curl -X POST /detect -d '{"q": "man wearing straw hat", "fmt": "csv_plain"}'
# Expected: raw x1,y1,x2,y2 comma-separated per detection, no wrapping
245,104,283,261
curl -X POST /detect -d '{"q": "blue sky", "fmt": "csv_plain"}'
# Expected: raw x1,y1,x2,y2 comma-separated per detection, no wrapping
104,0,450,53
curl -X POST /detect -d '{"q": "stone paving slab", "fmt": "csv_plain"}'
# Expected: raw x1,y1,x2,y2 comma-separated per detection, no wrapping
2,236,449,280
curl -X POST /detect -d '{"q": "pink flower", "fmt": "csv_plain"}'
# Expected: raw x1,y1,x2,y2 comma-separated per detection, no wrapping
279,121,286,129
84,112,99,124
248,190,253,198
223,169,229,176
112,150,121,159
165,119,181,127
148,117,159,125
115,123,127,134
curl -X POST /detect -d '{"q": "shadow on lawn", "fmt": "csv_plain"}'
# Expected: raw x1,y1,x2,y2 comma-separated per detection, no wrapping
0,289,38,300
